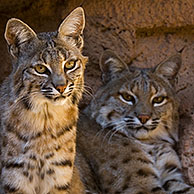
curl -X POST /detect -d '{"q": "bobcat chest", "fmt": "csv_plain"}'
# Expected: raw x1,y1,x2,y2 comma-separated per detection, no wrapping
21,149,74,194
2,127,76,194
2,108,77,193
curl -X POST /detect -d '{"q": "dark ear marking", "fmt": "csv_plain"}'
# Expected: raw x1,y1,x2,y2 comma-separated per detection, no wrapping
99,49,129,83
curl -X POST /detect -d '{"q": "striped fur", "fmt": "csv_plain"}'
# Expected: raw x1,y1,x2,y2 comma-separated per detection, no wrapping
77,50,194,194
0,7,87,194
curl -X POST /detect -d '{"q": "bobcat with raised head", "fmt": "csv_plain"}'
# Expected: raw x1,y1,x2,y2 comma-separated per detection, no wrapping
0,7,87,194
77,50,194,194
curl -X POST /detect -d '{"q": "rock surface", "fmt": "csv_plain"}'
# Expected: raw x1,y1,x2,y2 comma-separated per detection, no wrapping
0,0,194,185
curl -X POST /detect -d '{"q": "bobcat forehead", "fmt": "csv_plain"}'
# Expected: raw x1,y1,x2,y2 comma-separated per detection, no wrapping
130,72,152,93
41,47,66,64
121,78,151,95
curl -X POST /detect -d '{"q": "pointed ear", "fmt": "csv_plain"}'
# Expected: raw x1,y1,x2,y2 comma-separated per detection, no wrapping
58,7,85,50
100,50,129,83
4,18,36,58
154,55,181,81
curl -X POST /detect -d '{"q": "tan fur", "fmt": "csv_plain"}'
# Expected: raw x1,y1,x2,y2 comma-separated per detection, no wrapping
0,7,87,194
77,50,194,194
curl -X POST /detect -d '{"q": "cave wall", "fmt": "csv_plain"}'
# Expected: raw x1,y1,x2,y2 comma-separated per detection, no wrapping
0,0,194,184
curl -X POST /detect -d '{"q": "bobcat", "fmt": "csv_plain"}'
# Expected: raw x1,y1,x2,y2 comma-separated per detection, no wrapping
77,50,194,194
0,7,87,194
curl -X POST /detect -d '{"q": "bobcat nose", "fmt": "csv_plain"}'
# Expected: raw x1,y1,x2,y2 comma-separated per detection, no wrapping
56,84,67,94
137,114,151,124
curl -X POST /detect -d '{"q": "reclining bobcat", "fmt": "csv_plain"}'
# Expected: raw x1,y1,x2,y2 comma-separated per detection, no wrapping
77,50,194,194
0,7,87,194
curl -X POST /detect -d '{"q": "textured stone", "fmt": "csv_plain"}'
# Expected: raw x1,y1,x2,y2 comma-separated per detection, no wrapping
0,0,194,185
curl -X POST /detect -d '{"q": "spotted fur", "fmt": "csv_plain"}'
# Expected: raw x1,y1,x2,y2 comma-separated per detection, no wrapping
77,50,194,194
0,7,87,194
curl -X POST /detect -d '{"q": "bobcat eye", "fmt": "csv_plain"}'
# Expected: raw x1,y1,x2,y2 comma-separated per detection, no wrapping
64,60,76,70
152,96,167,106
119,92,135,105
34,64,48,74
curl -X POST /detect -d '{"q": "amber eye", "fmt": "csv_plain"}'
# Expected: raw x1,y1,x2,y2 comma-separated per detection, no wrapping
152,96,166,104
34,64,47,74
64,60,76,70
120,92,135,105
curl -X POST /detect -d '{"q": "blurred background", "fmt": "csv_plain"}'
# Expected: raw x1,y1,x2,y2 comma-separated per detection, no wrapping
0,0,194,185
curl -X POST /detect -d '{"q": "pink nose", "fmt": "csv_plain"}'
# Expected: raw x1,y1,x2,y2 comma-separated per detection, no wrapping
137,115,151,124
56,85,67,94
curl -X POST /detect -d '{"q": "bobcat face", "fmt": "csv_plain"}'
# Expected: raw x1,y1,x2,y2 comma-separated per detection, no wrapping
88,50,181,141
5,8,87,108
22,43,85,105
96,70,175,140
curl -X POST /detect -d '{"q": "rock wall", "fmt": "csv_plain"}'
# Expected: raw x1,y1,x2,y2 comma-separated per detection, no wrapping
0,0,194,184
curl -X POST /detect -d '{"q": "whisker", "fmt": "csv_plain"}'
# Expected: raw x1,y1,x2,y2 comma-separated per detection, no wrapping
74,83,95,98
92,128,106,143
74,86,94,99
108,129,119,144
102,129,113,143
